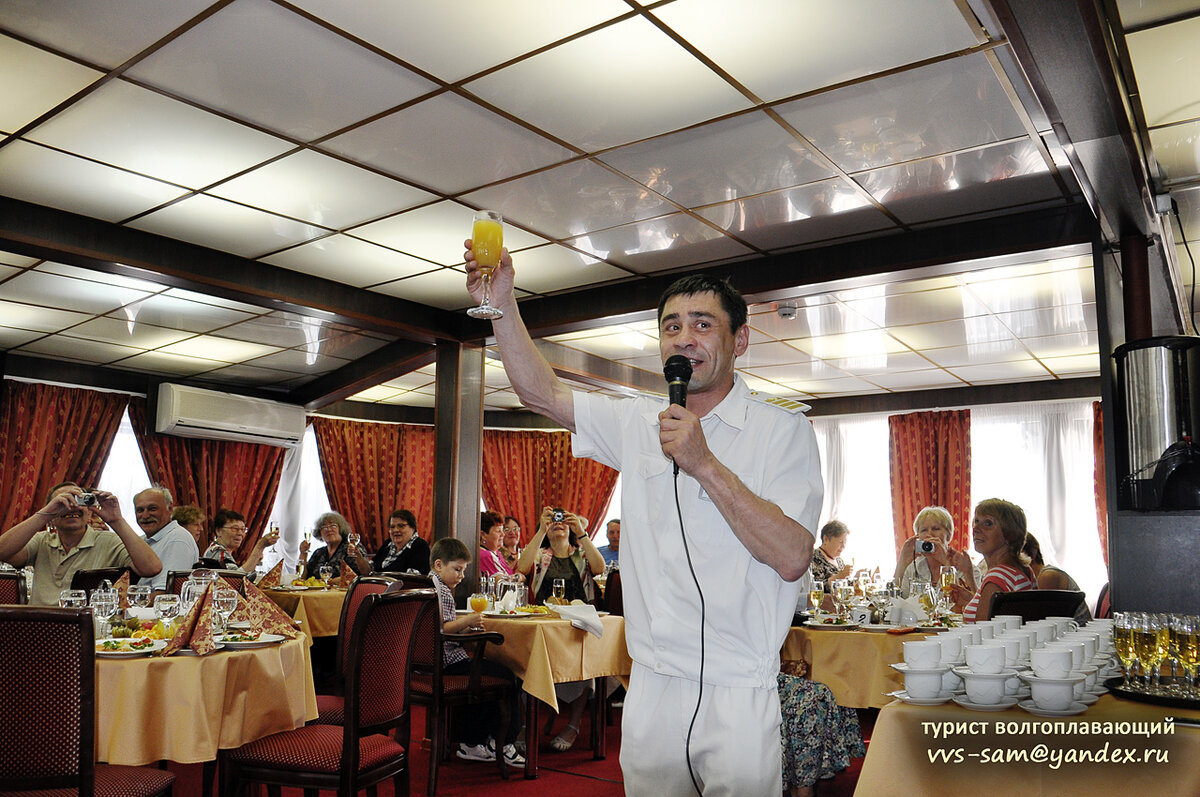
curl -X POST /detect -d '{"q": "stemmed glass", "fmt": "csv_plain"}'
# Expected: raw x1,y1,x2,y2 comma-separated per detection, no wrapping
58,589,87,609
808,580,825,615
318,565,334,590
467,210,504,320
834,579,854,620
212,585,239,636
1113,611,1138,689
154,594,180,635
89,582,119,638
1174,615,1199,697
128,584,152,610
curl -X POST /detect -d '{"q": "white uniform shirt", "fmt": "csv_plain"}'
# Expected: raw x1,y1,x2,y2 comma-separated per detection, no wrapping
573,376,823,689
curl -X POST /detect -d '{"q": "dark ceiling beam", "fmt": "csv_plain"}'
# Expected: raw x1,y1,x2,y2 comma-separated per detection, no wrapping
0,195,464,344
288,338,436,410
805,375,1102,417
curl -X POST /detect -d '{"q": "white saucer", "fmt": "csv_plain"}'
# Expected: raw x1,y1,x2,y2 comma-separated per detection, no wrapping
887,690,955,706
891,662,951,674
1018,699,1088,717
1078,692,1099,705
952,666,1017,678
952,694,1019,712
1088,685,1109,696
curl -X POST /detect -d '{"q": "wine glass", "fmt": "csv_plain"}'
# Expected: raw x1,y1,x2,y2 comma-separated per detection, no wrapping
154,594,180,634
58,589,87,609
1176,615,1200,698
212,585,239,636
318,565,334,590
552,578,566,603
834,579,854,620
467,210,504,320
1113,611,1138,689
808,580,825,614
128,584,152,609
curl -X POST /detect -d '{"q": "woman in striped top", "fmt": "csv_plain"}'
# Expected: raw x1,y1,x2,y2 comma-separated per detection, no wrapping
952,498,1036,623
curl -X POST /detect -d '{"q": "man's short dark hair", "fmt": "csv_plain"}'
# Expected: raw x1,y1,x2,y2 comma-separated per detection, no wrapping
46,481,80,503
657,274,747,333
431,537,470,565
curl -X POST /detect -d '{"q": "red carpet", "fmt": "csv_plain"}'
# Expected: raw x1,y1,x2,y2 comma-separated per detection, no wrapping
166,704,870,795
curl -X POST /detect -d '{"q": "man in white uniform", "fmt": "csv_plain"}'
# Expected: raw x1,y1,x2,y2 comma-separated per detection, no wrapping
465,244,822,796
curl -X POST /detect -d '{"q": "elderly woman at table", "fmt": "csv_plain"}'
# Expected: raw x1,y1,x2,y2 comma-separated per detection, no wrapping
371,508,430,574
893,506,977,597
810,520,854,591
515,506,606,752
948,498,1036,622
478,511,516,579
299,512,369,578
202,508,278,572
172,504,207,550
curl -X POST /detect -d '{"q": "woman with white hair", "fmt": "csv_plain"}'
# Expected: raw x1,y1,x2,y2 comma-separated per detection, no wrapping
300,511,369,578
893,506,977,596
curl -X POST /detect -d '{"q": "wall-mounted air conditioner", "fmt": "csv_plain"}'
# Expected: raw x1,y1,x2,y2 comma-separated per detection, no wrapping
155,383,306,447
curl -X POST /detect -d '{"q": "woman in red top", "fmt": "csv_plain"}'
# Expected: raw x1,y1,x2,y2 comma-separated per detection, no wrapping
951,498,1035,623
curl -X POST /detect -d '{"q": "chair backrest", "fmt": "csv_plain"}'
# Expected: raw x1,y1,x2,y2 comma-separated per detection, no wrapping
0,571,27,605
167,570,192,595
0,606,95,795
407,584,443,678
602,570,623,616
392,573,434,590
335,576,395,678
70,567,132,597
988,589,1086,622
340,589,434,781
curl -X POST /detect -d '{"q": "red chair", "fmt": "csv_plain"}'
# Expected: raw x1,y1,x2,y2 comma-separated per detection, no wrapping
0,571,26,605
0,606,176,797
311,574,395,725
218,589,431,797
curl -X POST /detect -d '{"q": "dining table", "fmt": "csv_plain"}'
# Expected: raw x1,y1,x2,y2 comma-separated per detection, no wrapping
482,612,631,779
854,692,1200,796
263,586,346,639
782,625,936,709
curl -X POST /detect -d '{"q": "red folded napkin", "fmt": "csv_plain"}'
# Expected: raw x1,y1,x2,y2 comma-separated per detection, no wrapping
113,570,131,610
337,561,355,589
243,580,302,639
162,583,220,656
257,560,284,589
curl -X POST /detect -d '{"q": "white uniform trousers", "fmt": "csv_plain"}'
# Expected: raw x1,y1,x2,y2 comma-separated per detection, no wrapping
621,661,782,797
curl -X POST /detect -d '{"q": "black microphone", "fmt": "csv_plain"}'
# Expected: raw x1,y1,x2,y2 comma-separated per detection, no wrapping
663,355,692,474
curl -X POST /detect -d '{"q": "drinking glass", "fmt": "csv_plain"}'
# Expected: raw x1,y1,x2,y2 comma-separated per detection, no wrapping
89,585,119,638
552,578,566,602
469,592,489,614
834,580,854,619
154,594,180,634
58,589,87,609
808,580,825,613
318,565,334,590
1176,615,1200,698
1113,611,1138,688
128,584,152,609
181,577,207,612
212,585,239,635
1135,613,1167,692
938,568,958,612
467,210,504,320
347,530,360,548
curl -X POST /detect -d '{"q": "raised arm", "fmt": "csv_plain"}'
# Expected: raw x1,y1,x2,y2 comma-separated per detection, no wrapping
0,493,73,567
464,241,575,431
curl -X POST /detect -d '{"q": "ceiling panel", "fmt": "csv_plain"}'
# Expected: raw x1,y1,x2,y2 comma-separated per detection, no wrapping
0,34,101,133
126,193,326,257
263,234,437,287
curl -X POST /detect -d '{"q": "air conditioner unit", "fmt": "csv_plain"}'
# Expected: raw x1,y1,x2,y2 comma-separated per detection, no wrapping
155,383,306,447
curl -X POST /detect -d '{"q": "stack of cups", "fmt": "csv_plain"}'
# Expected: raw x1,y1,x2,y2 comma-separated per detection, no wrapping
1023,646,1086,712
954,643,1014,706
899,639,950,700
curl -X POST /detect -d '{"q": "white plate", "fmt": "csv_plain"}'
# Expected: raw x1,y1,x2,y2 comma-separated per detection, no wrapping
952,695,1019,712
1078,692,1099,705
227,620,251,630
1018,699,1088,717
861,623,900,633
95,638,167,658
887,690,955,706
217,632,285,648
173,641,225,656
482,610,554,619
952,666,1018,678
803,620,859,631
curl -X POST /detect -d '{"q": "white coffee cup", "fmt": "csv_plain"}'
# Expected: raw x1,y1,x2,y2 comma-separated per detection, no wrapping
1046,640,1085,671
1024,622,1052,646
942,668,963,693
1047,616,1079,635
1029,676,1080,710
1063,632,1098,662
974,620,999,640
1077,665,1098,693
903,640,942,669
937,635,963,664
965,643,1006,674
958,626,983,645
997,631,1030,661
993,636,1022,666
1031,646,1073,679
905,668,946,699
962,671,1007,705
992,614,1023,631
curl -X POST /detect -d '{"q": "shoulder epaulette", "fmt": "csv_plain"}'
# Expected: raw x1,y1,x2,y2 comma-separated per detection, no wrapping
748,392,811,415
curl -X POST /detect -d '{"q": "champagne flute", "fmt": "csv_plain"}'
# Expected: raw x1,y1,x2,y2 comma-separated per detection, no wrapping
467,210,504,320
808,580,825,614
1178,615,1200,698
834,580,854,620
1113,611,1138,689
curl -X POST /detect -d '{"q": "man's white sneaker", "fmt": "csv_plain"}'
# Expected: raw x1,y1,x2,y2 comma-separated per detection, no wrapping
500,743,525,767
455,742,492,762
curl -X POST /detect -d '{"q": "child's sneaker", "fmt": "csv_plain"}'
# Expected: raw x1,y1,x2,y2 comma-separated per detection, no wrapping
456,742,492,762
499,743,525,767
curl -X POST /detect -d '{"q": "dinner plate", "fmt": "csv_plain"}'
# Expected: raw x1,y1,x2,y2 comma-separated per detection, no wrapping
952,694,1018,712
887,690,955,706
1017,699,1088,717
227,620,251,631
217,632,285,648
860,623,899,633
173,641,226,656
482,610,553,619
803,620,859,631
95,638,167,658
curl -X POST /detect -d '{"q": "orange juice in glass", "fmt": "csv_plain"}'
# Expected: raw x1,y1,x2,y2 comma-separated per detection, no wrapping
469,592,489,614
467,210,504,319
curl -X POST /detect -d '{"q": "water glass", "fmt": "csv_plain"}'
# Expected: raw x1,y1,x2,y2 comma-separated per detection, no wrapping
212,585,239,635
58,589,87,609
128,584,152,609
318,565,334,590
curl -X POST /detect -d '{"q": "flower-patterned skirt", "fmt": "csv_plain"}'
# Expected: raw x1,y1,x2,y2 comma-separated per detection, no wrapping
779,673,866,789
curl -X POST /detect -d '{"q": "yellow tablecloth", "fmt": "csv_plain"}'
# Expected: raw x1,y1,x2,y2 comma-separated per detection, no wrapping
782,626,935,709
483,614,631,712
264,587,346,638
855,693,1200,796
95,637,318,765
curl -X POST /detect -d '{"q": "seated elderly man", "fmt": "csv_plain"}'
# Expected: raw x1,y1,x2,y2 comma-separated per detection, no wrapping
0,482,162,605
134,486,199,591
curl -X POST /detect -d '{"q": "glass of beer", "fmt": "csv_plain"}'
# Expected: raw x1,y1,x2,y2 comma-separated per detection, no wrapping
809,580,824,614
467,210,504,320
552,578,566,602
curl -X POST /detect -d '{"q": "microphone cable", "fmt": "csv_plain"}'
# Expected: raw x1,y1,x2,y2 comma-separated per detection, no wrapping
673,462,706,796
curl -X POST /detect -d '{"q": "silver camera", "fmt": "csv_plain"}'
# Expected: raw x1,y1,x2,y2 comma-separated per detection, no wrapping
552,508,565,522
915,539,936,554
74,492,98,507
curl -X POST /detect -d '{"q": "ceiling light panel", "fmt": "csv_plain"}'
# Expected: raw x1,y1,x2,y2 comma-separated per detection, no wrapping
210,149,435,229
127,194,326,258
992,304,1098,338
1150,122,1200,184
113,350,225,376
598,111,832,208
0,35,101,133
785,375,884,396
818,351,938,376
0,0,215,69
264,234,437,287
27,80,293,189
194,363,300,387
919,343,1033,368
368,266,473,311
776,54,1025,173
788,329,910,359
654,0,981,103
741,359,851,383
556,329,658,360
160,288,267,315
1022,331,1100,359
507,244,629,295
17,335,143,364
0,251,37,268
1039,353,1100,375
566,213,752,273
888,315,1016,349
866,368,965,390
289,0,630,83
739,341,814,368
346,385,404,402
62,316,192,349
111,295,256,333
0,326,41,348
465,15,751,151
299,332,388,361
0,140,188,221
748,300,875,340
208,316,333,349
842,286,990,327
35,262,169,294
352,201,529,265
158,335,281,362
967,268,1094,314
322,92,576,195
124,0,436,141
242,348,349,374
1,270,151,315
948,359,1050,383
1126,15,1200,127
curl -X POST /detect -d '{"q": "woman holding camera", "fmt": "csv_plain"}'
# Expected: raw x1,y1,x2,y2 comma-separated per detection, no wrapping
893,506,977,597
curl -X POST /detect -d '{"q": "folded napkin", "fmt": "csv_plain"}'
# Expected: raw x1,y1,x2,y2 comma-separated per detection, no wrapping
228,592,251,624
337,561,354,589
553,604,604,638
113,570,131,610
257,560,284,589
242,580,302,638
126,607,157,622
886,596,924,626
496,590,518,613
161,583,220,656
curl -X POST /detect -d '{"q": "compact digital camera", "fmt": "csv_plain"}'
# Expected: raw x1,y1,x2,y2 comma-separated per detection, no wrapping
915,539,936,554
74,492,98,507
552,508,565,522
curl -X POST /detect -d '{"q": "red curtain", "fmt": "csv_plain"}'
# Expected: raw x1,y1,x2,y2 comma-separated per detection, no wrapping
888,409,972,554
1093,400,1108,567
0,381,130,531
481,429,619,544
128,397,285,560
311,416,435,550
